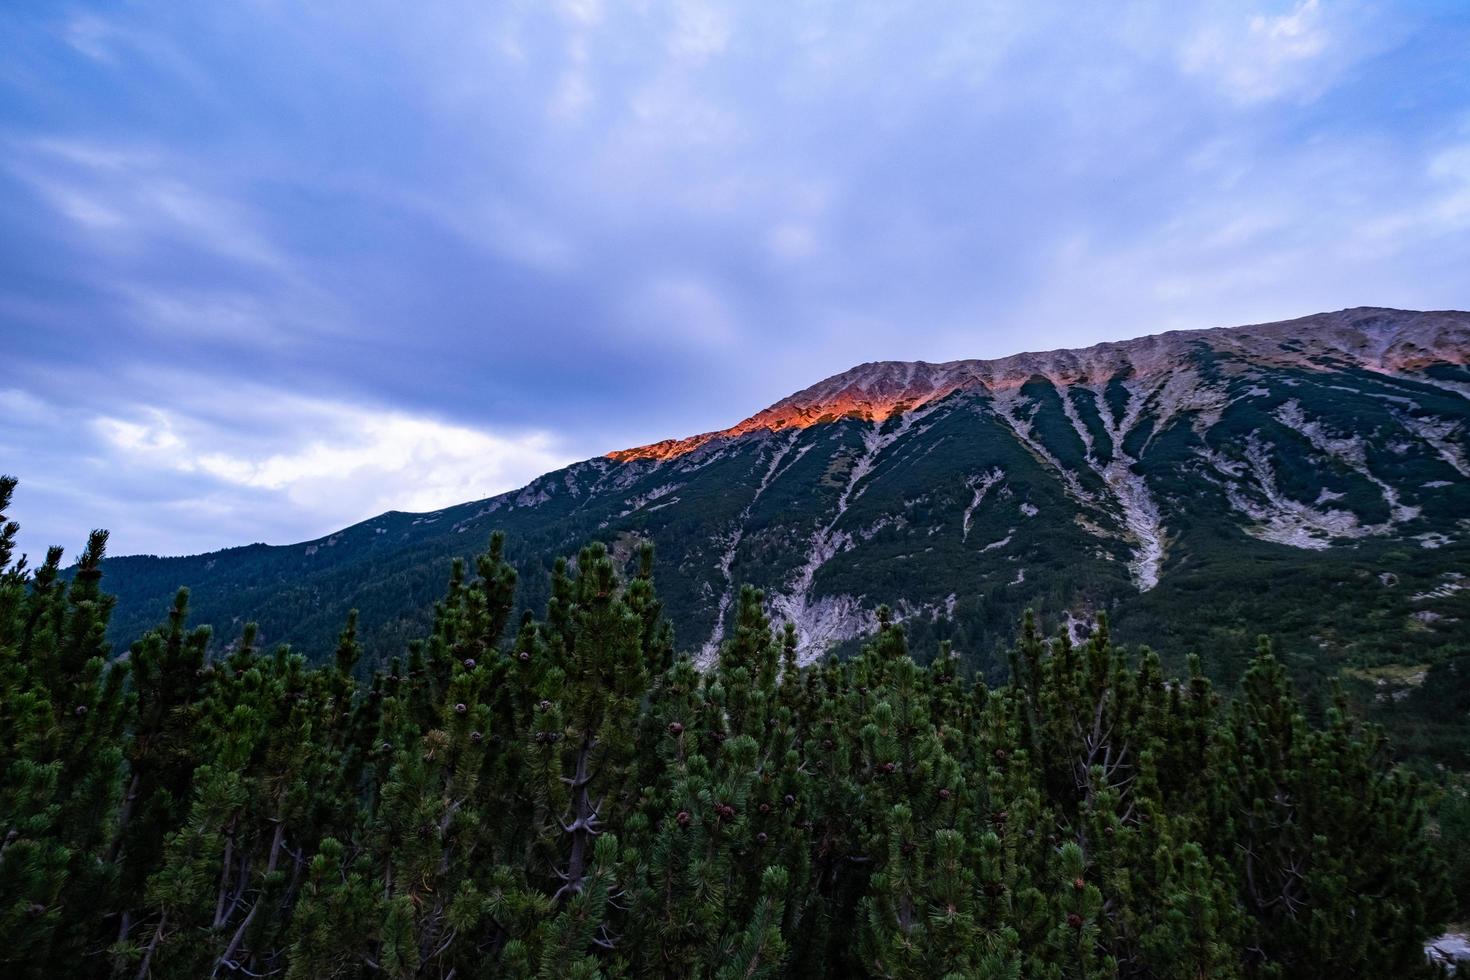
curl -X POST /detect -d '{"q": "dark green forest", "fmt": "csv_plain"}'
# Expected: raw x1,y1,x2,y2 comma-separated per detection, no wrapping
2,474,1465,978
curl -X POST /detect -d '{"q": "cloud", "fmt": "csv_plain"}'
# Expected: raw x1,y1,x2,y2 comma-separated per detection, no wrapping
63,13,119,63
1177,0,1382,105
2,0,1468,558
94,411,185,453
668,1,732,64
0,388,49,427
60,10,210,90
768,221,818,262
1422,143,1470,231
89,393,574,535
10,138,288,272
554,0,603,27
191,412,567,514
550,32,597,123
3,382,573,558
551,69,595,122
2,134,348,353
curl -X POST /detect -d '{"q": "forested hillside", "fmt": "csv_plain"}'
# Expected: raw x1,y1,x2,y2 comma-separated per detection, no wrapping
3,477,1463,978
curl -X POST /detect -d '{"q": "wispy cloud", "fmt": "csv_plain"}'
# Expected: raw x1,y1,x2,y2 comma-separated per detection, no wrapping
1176,0,1391,106
667,1,732,65
10,137,288,271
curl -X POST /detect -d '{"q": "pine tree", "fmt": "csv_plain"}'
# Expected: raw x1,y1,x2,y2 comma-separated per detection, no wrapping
1208,642,1452,978
0,483,1457,979
0,501,131,974
110,587,213,964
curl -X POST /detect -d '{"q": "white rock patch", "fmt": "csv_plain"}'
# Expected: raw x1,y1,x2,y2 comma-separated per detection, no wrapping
962,468,1004,542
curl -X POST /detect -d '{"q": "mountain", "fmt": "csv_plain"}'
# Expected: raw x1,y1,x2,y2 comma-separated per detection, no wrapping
94,307,1470,755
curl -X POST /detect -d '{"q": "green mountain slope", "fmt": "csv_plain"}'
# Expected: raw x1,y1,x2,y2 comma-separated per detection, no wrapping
94,307,1470,758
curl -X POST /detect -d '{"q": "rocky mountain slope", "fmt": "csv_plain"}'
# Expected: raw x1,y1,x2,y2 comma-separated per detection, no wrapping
95,307,1470,755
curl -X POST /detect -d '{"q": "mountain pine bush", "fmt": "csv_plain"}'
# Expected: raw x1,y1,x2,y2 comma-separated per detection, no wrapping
0,477,1456,978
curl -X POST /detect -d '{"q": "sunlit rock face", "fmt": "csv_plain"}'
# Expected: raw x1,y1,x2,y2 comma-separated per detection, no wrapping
99,308,1469,687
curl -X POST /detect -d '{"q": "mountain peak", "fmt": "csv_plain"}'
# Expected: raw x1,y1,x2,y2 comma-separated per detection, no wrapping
609,307,1470,462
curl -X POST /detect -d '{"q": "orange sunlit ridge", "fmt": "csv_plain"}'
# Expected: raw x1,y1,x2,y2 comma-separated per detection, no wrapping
608,395,939,463
607,374,1047,463
606,311,1469,463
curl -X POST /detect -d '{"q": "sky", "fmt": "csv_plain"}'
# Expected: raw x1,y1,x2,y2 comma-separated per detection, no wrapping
2,0,1470,560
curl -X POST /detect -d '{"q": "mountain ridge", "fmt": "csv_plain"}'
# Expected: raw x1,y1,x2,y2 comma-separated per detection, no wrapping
608,307,1469,462
596,306,1467,657
88,306,1470,764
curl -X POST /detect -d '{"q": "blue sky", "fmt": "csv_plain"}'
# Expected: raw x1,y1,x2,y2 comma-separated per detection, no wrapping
2,0,1469,559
